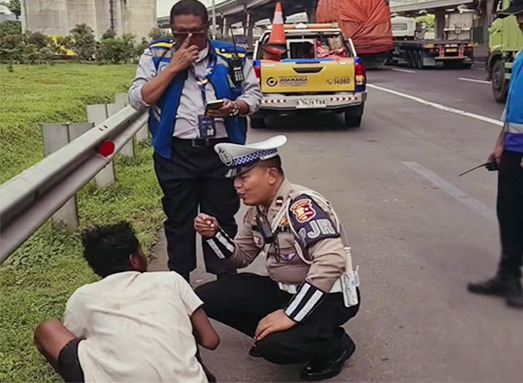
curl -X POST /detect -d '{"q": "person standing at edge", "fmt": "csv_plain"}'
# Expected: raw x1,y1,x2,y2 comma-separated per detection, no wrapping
129,0,262,282
468,0,523,309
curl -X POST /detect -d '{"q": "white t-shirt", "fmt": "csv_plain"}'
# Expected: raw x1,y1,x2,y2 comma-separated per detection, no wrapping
63,271,207,383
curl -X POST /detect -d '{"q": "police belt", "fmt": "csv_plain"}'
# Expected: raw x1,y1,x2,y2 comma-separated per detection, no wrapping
277,279,342,295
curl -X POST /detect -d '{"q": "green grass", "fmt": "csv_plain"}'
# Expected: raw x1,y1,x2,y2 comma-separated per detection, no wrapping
0,64,164,382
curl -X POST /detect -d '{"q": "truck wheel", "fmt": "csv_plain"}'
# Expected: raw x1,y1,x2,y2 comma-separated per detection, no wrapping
491,59,508,103
250,115,266,129
344,104,364,128
416,51,424,69
406,52,413,68
461,63,472,69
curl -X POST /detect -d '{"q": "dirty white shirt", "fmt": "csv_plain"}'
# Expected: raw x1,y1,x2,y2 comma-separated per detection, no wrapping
64,271,206,383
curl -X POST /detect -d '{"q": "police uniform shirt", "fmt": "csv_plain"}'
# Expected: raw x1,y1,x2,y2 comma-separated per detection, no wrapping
206,179,347,322
129,44,261,139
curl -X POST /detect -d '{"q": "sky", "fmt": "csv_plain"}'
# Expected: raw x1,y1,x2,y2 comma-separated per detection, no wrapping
157,0,228,17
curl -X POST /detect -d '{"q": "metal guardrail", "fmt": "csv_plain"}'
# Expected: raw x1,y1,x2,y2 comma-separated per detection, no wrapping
0,106,148,264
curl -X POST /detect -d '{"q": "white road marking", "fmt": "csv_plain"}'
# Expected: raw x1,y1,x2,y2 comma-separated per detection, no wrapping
458,77,491,85
402,161,496,223
392,68,416,74
367,84,503,127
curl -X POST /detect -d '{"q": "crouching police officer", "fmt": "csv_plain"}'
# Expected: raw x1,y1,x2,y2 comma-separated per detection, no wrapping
194,136,361,381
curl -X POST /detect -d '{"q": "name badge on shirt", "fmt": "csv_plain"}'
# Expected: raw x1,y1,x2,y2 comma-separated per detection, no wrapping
198,115,216,138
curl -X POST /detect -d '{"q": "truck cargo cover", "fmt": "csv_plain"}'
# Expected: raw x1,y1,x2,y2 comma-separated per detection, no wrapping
316,0,393,55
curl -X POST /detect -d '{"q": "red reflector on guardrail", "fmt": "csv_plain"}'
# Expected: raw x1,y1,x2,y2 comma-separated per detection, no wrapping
98,140,115,157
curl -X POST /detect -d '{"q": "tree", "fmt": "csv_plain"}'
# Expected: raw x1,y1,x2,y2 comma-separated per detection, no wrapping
67,24,96,61
0,20,21,38
1,0,21,19
97,33,136,64
0,20,23,63
148,27,171,41
25,31,50,49
135,37,149,57
102,29,117,40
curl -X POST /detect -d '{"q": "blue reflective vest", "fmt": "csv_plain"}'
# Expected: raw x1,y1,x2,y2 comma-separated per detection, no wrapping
148,39,248,159
504,50,523,153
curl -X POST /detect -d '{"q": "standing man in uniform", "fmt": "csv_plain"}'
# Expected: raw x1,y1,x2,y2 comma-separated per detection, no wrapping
129,0,261,282
193,136,361,381
468,0,523,309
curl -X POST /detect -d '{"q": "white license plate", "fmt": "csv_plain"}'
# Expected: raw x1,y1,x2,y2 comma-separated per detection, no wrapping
296,99,327,109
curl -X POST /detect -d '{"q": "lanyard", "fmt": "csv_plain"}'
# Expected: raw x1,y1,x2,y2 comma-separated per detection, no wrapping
191,54,216,107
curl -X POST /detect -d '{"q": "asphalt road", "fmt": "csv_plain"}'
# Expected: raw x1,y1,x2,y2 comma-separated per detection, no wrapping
149,66,521,382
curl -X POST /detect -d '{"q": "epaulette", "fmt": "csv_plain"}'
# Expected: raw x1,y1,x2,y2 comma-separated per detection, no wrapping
149,39,175,50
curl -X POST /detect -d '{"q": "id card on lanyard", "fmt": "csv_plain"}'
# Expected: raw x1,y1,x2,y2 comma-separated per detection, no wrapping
191,55,217,139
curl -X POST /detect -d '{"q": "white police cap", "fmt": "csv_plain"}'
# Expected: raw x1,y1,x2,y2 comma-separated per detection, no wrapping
215,135,287,177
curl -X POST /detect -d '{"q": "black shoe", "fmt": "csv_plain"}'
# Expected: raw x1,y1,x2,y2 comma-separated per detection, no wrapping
467,273,521,297
506,291,523,309
300,334,356,381
249,345,262,357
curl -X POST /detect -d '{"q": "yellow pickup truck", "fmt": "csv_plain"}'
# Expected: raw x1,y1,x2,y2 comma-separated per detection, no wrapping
251,23,367,129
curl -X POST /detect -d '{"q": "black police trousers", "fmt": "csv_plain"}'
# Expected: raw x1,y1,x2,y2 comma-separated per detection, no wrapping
195,273,360,364
153,138,239,278
497,150,523,278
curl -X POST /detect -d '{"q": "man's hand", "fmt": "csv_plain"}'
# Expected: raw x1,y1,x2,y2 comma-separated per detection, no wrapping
488,143,504,166
254,309,296,341
205,99,236,119
168,34,199,73
194,213,220,239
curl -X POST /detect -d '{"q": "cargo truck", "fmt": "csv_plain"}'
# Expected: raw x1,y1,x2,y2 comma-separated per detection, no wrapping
389,12,475,69
316,0,393,69
486,0,523,102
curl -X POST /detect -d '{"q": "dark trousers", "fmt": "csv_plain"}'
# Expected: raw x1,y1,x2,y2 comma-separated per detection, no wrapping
497,150,523,278
195,273,360,364
154,138,239,277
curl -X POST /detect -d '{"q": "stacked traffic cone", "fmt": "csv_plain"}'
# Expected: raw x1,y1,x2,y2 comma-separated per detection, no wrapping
262,2,287,60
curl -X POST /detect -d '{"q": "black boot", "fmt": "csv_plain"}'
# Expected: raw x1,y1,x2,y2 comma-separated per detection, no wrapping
467,273,521,297
506,291,523,309
300,333,355,381
248,345,262,357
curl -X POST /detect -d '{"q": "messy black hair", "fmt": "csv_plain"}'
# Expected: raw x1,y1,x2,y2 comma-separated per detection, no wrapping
81,222,140,278
170,0,209,25
259,155,285,176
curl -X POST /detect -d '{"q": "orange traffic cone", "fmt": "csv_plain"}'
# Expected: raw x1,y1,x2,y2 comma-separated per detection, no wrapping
268,2,286,46
262,2,287,60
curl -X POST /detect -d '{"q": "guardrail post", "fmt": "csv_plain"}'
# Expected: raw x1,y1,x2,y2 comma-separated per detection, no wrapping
116,92,149,143
86,104,116,188
109,98,134,158
41,123,79,232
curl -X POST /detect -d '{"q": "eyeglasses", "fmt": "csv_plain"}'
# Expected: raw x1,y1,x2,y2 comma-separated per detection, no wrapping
172,30,208,38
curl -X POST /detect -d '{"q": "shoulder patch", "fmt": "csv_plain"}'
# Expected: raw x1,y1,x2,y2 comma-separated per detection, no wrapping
289,194,339,247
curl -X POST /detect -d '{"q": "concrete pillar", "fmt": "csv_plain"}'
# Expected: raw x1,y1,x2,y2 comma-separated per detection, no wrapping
308,0,318,23
222,16,227,37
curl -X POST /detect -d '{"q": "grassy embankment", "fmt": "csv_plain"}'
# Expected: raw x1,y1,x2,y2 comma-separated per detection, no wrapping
0,63,164,382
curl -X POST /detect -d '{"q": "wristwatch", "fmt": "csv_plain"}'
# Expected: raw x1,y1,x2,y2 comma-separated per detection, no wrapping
229,101,240,117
